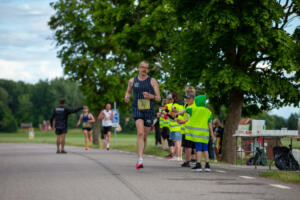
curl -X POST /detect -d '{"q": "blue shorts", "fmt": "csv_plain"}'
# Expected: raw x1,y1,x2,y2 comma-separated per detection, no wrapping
195,142,208,152
170,132,182,141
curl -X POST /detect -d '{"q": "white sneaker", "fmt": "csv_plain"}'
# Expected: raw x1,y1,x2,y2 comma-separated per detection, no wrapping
168,157,178,161
177,157,183,162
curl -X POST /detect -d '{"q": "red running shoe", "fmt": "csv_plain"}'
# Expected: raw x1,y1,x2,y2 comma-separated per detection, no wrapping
164,154,173,159
136,163,144,170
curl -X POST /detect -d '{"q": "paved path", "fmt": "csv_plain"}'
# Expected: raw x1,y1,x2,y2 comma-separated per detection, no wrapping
0,143,299,200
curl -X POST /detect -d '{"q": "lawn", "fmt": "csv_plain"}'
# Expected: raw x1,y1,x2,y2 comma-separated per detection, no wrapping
260,170,300,185
0,129,170,157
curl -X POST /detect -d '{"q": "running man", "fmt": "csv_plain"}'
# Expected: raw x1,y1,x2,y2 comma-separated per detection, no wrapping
124,61,161,169
50,98,82,153
98,104,113,150
77,106,95,150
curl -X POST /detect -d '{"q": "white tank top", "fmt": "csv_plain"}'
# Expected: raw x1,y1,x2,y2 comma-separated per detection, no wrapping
102,110,112,127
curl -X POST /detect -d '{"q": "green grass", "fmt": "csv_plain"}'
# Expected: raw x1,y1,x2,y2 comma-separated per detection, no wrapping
281,138,300,150
260,170,300,184
0,129,169,157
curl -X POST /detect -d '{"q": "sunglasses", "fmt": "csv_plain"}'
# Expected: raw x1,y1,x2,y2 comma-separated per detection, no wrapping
139,65,149,69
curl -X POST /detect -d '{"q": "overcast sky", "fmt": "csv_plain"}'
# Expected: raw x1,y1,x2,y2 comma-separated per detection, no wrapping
0,0,299,118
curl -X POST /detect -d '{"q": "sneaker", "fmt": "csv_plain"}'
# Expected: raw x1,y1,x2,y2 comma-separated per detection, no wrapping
205,163,211,172
136,163,144,170
165,154,173,159
85,145,89,150
168,157,178,161
190,159,196,164
181,162,191,167
177,157,183,162
60,150,67,154
192,163,202,172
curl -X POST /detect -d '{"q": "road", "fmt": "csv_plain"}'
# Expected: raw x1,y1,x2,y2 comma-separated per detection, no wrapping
0,143,299,200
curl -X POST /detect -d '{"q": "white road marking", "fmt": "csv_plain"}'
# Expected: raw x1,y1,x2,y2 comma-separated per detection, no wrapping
216,170,226,173
239,176,255,179
270,184,291,189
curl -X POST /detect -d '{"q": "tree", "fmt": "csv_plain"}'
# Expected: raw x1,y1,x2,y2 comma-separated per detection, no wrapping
287,113,300,130
16,94,34,124
165,0,300,163
0,101,18,133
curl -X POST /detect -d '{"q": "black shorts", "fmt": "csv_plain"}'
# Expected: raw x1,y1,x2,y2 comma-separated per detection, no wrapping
167,138,175,147
181,134,195,148
82,127,92,131
102,126,112,135
55,128,67,135
133,107,154,127
161,127,170,140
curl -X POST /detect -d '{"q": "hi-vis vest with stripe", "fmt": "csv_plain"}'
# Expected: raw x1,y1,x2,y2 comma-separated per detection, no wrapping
167,103,182,132
159,116,169,128
178,104,188,135
185,106,211,144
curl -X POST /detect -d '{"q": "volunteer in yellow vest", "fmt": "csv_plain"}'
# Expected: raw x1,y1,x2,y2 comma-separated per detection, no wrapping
183,95,214,172
176,86,196,167
163,95,175,159
167,92,184,162
158,99,168,150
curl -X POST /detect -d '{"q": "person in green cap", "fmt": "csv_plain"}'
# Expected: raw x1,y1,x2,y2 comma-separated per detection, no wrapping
177,94,215,172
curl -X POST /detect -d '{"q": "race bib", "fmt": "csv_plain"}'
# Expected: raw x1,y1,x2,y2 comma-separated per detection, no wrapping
138,99,150,110
82,122,91,128
105,117,110,121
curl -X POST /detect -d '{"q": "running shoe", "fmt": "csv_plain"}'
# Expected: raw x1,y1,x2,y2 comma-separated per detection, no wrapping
192,163,202,172
204,163,211,172
181,162,191,167
136,163,144,170
177,157,183,162
60,150,67,154
164,154,173,159
85,145,89,150
168,157,178,161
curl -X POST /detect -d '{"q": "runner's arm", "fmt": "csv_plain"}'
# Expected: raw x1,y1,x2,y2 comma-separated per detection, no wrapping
77,114,82,127
66,106,83,115
88,113,95,123
97,110,104,120
124,78,134,103
151,78,161,102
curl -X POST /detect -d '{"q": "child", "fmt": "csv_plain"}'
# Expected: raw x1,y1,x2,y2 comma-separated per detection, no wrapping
179,95,215,172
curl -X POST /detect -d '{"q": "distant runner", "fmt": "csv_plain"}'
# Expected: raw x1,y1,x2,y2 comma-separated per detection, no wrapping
50,98,82,153
124,61,160,169
77,106,95,150
98,104,113,150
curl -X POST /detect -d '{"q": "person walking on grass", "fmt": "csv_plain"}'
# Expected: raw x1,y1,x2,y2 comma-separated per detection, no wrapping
77,106,95,150
124,60,160,170
98,104,113,150
50,98,82,154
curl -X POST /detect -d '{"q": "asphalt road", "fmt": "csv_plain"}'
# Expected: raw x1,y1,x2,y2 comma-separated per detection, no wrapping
0,143,299,200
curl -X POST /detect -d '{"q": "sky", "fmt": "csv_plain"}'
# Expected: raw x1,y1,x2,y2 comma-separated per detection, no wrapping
0,0,299,119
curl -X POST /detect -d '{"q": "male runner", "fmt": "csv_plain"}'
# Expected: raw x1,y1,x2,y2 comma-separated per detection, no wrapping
124,61,160,169
50,98,82,153
98,104,113,150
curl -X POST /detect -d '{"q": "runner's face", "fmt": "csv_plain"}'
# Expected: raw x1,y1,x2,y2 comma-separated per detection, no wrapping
106,104,111,110
83,107,88,112
138,63,149,76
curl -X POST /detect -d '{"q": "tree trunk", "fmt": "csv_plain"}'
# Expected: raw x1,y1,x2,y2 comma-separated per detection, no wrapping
92,111,100,145
221,89,244,163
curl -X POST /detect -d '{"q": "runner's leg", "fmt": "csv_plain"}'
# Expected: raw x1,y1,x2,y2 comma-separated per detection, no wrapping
106,131,111,149
61,134,66,151
56,135,60,152
83,130,89,148
136,119,145,158
143,126,151,152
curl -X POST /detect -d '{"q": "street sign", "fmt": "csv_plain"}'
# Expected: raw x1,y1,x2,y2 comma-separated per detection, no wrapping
112,109,119,128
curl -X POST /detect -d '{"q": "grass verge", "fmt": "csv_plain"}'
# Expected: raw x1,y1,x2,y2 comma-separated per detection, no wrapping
260,170,300,184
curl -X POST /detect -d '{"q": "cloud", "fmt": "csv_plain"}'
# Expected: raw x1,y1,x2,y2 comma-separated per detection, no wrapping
0,58,63,84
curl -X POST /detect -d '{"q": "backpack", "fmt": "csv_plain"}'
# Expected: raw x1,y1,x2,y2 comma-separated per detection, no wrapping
273,146,300,171
252,147,267,166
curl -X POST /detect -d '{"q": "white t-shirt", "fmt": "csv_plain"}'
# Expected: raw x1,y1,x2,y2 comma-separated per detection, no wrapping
102,110,112,127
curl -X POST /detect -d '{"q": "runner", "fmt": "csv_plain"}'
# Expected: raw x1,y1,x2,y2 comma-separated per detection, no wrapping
124,61,160,170
98,104,113,150
50,98,82,153
77,106,95,150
